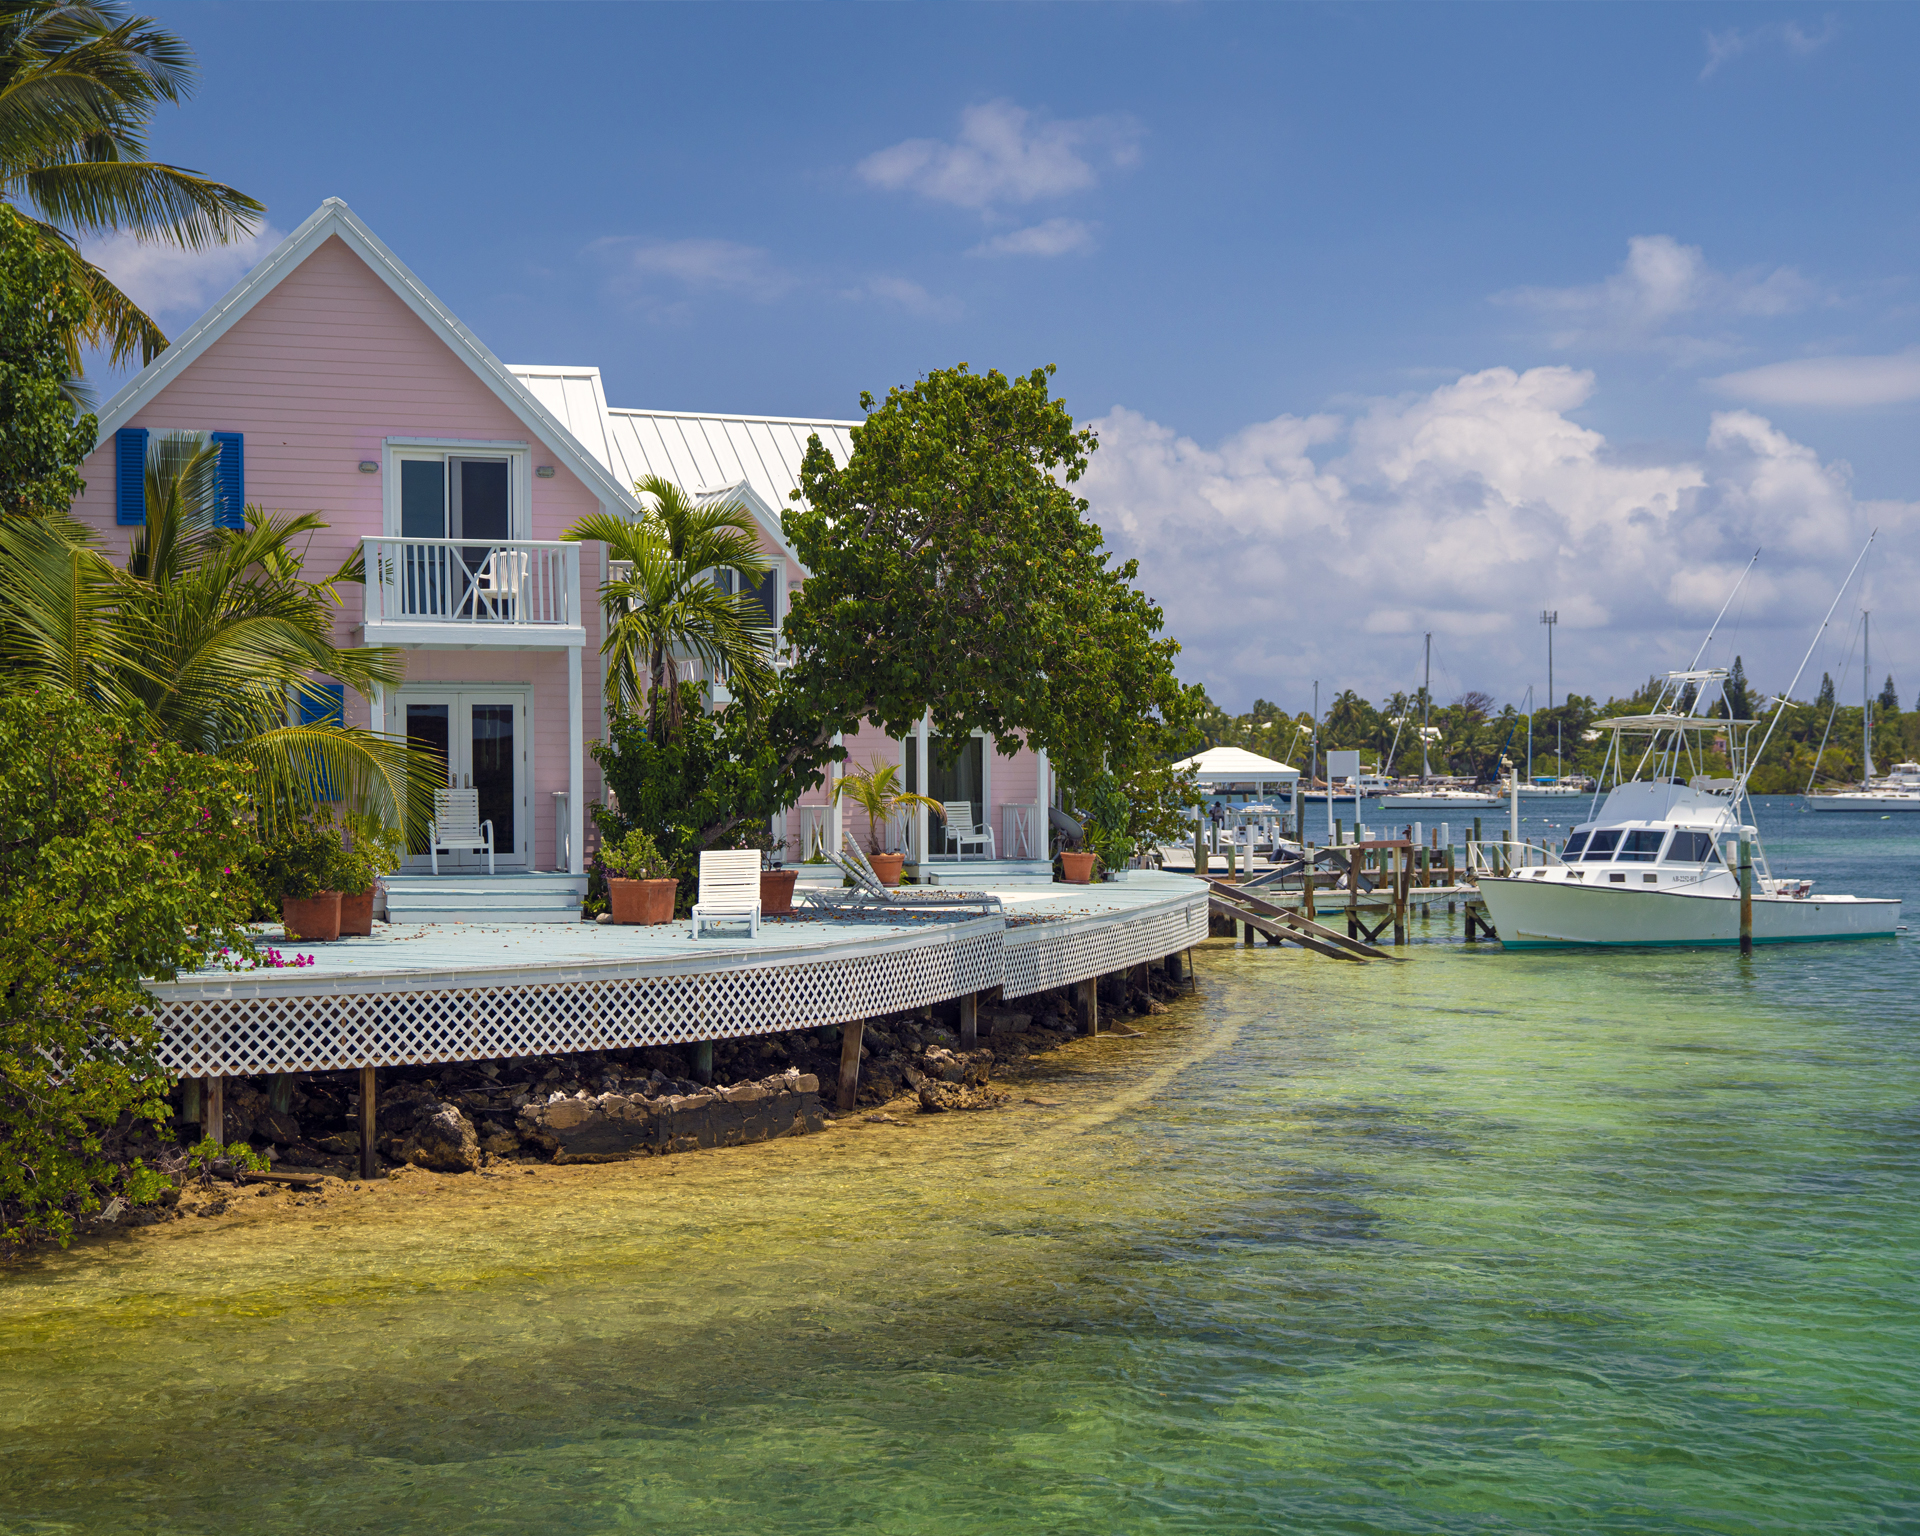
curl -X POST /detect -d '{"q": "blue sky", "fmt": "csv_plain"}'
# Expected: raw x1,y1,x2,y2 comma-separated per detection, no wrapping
96,2,1920,713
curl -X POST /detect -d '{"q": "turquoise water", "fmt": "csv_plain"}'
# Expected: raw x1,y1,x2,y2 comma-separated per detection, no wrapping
1,800,1914,1533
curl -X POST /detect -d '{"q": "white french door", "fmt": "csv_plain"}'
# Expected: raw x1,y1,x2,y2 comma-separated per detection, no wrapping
401,689,530,872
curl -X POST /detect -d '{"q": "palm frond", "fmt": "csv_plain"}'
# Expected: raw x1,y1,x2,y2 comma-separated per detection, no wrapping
22,155,261,247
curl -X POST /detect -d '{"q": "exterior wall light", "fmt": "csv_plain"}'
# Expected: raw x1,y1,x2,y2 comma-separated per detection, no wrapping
358,461,379,473
535,465,556,478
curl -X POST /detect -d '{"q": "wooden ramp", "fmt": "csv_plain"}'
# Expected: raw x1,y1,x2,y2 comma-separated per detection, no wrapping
1207,881,1403,962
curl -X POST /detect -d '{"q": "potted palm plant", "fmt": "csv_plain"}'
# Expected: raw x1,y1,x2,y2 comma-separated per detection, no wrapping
602,828,678,924
831,758,940,886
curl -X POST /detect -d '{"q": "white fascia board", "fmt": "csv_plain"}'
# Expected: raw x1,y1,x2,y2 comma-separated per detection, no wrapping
696,478,805,572
97,200,640,517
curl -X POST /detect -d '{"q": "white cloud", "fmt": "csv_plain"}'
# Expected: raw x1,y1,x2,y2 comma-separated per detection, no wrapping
967,217,1098,259
1079,365,1917,710
857,100,1140,212
1702,17,1838,79
853,275,962,321
590,237,791,301
84,224,285,318
1495,235,1821,359
1709,349,1920,407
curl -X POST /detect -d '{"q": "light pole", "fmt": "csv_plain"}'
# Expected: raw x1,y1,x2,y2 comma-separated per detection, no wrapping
1540,609,1557,712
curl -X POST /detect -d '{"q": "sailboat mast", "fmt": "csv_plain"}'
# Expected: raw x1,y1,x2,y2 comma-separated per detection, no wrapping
1864,610,1874,784
1421,633,1432,781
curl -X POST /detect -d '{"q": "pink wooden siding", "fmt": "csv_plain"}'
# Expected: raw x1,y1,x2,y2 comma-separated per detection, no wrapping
66,234,608,872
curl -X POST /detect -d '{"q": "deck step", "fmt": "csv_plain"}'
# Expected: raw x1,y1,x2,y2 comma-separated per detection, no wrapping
383,874,586,926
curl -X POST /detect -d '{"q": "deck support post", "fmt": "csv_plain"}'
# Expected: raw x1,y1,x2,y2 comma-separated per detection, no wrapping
204,1075,224,1146
1464,906,1480,943
359,1065,377,1179
270,1073,294,1115
693,1040,713,1084
1739,834,1754,955
1166,950,1185,984
180,1075,202,1130
836,1019,866,1112
959,992,978,1050
1076,977,1098,1036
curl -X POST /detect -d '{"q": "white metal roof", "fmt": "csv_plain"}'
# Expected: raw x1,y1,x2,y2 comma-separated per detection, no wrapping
1173,746,1301,782
603,408,857,519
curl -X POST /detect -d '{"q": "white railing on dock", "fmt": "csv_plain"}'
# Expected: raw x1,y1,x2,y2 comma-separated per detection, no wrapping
363,537,579,635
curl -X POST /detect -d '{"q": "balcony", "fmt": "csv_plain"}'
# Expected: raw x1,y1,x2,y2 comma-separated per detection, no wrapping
360,537,585,649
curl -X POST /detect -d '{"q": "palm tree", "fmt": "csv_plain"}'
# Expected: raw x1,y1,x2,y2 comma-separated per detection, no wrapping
1,0,263,368
831,757,939,857
0,431,440,833
563,475,777,741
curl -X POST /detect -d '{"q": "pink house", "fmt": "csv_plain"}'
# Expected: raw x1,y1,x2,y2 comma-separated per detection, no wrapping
70,200,1055,920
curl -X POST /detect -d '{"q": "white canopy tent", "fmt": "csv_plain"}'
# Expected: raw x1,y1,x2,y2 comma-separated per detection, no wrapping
1174,746,1302,796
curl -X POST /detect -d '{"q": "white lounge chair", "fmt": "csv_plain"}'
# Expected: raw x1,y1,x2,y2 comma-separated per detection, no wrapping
691,849,761,938
940,801,995,860
429,788,494,875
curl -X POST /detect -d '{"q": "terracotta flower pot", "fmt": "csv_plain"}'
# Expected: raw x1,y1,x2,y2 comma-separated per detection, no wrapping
868,852,906,887
760,868,798,916
610,876,678,924
1059,850,1097,884
282,890,342,941
338,888,375,936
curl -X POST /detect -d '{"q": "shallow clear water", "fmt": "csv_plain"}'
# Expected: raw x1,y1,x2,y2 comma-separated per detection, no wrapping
2,800,1915,1534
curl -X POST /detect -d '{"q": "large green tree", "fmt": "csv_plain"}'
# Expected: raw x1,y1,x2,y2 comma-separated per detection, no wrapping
0,0,263,368
785,363,1199,800
0,204,93,517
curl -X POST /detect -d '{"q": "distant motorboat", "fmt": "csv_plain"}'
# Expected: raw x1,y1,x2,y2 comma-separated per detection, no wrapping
1301,772,1394,803
1808,761,1920,812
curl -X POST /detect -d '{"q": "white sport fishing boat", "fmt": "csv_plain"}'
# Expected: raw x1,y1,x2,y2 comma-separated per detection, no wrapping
1477,678,1898,947
1381,784,1501,810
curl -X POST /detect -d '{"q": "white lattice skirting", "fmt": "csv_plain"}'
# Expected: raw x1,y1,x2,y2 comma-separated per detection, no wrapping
148,888,1207,1078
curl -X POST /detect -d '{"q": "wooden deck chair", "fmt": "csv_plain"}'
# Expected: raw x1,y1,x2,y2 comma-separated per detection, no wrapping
940,801,994,859
429,788,494,875
692,849,762,938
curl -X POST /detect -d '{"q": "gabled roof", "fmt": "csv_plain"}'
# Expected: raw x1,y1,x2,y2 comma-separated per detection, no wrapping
509,371,858,572
96,200,641,515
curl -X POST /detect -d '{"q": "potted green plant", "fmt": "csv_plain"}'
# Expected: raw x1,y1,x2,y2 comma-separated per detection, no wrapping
602,828,677,924
1058,842,1097,884
337,811,403,936
256,816,350,940
831,757,941,886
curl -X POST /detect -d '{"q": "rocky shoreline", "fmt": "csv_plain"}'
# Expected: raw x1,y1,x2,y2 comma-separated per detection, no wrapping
56,967,1186,1245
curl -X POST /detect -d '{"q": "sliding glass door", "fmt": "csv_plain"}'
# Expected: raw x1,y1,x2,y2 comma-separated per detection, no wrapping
402,690,529,871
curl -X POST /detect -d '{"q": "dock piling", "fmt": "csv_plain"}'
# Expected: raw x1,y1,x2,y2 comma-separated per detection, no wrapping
959,991,978,1050
204,1075,224,1147
837,1019,866,1111
358,1065,377,1179
1739,834,1754,954
1076,978,1099,1036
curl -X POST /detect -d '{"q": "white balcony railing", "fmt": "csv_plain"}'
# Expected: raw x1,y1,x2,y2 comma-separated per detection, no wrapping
363,537,582,645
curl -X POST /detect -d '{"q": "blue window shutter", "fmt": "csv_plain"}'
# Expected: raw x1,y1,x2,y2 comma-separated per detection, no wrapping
210,431,244,529
115,428,148,525
299,683,345,800
299,683,345,728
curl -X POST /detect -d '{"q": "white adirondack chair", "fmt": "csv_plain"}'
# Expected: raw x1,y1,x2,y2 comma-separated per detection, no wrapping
940,801,995,860
429,788,494,875
475,547,530,622
691,849,761,938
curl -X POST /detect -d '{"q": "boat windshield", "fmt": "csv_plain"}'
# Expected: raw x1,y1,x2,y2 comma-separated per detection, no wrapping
1618,830,1665,863
1665,830,1720,864
1581,829,1623,861
1563,830,1590,857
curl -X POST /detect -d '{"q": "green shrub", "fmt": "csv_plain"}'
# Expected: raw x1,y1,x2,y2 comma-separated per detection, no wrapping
600,827,670,881
0,689,255,1250
247,812,350,902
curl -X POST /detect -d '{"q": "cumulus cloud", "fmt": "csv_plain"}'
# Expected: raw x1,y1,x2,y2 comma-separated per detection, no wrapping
967,217,1098,259
1495,235,1820,360
1709,349,1920,407
85,224,285,318
1079,366,1916,710
1702,17,1838,79
857,100,1140,212
590,237,791,301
